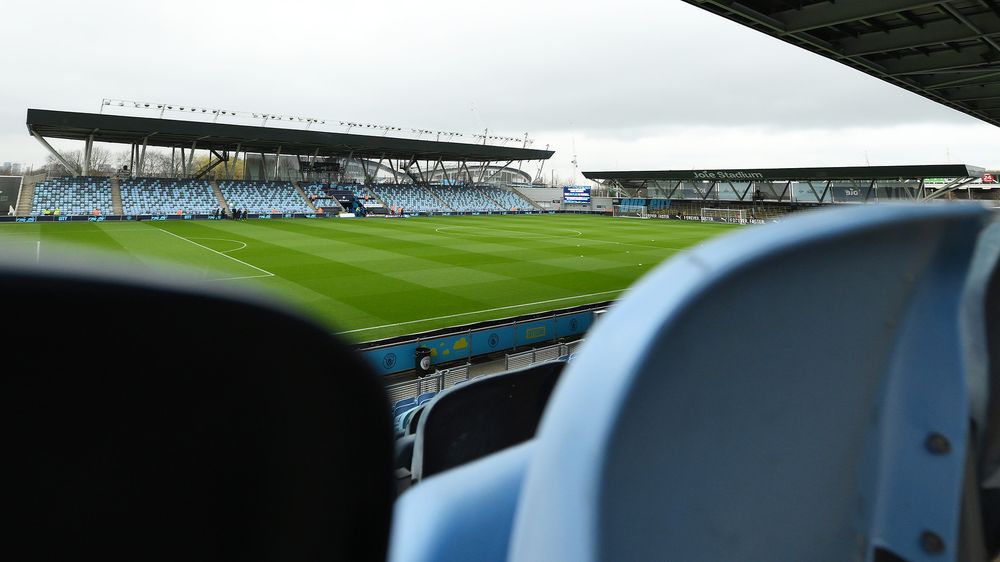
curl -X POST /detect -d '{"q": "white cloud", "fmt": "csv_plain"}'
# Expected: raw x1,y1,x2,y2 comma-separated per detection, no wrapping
1,0,997,174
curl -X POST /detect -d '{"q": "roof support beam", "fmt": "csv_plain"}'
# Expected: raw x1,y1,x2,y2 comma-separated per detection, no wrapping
836,13,1000,57
83,134,94,176
775,0,941,34
924,176,978,199
137,135,150,177
882,47,1000,76
482,160,515,184
31,131,80,176
186,142,197,178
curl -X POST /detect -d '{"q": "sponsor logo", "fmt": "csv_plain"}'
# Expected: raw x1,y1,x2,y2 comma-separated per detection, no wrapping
984,173,995,184
488,333,500,348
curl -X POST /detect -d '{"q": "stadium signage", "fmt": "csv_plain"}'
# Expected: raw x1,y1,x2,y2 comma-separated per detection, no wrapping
693,171,766,180
563,186,591,204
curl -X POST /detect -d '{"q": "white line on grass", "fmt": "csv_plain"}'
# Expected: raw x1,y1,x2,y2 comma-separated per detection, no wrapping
336,288,627,335
206,273,273,282
187,237,248,253
153,227,275,279
434,225,583,237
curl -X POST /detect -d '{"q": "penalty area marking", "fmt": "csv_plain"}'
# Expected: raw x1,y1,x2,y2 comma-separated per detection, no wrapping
336,288,627,335
153,227,274,280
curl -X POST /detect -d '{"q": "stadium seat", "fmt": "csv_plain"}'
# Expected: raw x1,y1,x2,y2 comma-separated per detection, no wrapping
389,204,1000,562
31,176,113,215
218,180,312,214
1,257,394,561
119,178,218,215
410,360,566,481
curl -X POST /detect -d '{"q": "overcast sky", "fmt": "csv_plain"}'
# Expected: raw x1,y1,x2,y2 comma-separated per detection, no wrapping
3,0,1000,182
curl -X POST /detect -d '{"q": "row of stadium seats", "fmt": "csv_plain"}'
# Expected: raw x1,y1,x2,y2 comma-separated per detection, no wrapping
373,185,535,212
30,177,534,216
31,176,113,215
119,178,217,215
218,180,312,214
370,185,440,212
6,204,1000,561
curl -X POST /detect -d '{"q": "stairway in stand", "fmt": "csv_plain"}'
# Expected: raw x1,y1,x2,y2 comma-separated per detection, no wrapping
15,179,36,216
210,181,231,214
110,177,123,215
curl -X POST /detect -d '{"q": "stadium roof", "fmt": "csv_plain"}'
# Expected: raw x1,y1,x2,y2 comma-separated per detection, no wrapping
583,164,986,182
682,0,1000,128
25,109,554,162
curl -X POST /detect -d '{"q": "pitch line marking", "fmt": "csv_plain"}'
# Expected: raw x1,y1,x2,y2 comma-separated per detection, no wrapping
187,237,248,253
434,225,583,237
207,273,273,282
336,288,627,335
153,227,274,278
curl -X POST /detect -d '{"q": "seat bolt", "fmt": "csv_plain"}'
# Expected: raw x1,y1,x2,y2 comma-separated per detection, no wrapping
925,433,950,455
920,530,945,554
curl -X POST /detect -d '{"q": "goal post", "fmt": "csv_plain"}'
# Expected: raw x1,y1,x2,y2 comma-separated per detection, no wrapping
613,204,648,219
700,207,747,224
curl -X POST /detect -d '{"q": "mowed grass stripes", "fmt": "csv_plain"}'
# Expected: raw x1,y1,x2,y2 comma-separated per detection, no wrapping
0,215,737,341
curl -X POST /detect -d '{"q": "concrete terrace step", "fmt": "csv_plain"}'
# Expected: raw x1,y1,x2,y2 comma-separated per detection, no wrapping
210,181,231,214
15,179,35,216
110,177,123,215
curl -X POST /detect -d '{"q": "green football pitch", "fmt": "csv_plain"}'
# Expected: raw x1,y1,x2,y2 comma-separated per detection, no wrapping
0,215,737,341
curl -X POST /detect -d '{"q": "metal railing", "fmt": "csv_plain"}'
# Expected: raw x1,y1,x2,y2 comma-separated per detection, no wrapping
385,363,471,405
504,339,584,371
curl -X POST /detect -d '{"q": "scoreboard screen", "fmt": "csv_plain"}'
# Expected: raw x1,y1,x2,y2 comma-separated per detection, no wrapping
563,186,591,204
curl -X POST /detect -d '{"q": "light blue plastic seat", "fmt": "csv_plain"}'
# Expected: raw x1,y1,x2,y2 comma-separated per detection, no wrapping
389,204,1000,562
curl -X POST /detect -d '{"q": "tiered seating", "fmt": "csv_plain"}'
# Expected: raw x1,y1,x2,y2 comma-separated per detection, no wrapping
425,186,482,211
370,185,442,212
31,176,113,215
218,180,312,214
119,178,218,215
484,187,534,211
425,186,535,212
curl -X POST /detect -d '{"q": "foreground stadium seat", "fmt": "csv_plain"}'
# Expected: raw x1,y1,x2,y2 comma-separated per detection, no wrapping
409,360,565,481
390,204,1000,562
1,258,394,561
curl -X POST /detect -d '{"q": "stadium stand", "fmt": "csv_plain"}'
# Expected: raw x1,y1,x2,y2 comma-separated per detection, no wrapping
388,204,1000,562
3,253,394,561
487,187,535,211
218,180,313,214
119,178,218,215
31,176,113,215
370,185,443,213
368,184,537,213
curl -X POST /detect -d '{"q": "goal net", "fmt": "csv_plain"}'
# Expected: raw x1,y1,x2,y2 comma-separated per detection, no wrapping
613,204,648,219
700,208,747,224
